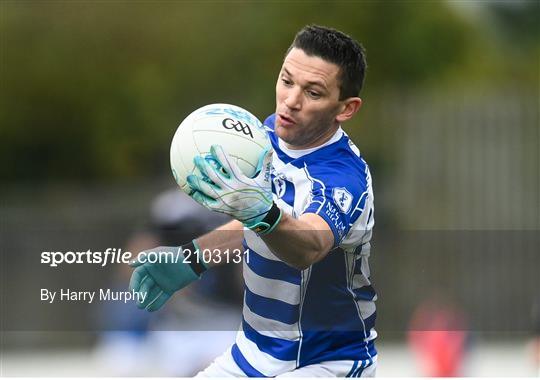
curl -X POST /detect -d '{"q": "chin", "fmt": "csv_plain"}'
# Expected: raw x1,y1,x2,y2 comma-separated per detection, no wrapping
275,124,292,142
276,129,305,147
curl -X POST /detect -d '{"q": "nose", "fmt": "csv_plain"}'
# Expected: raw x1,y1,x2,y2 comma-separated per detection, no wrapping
284,88,302,110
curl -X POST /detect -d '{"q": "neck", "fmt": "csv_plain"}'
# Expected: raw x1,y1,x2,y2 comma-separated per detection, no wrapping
284,124,340,150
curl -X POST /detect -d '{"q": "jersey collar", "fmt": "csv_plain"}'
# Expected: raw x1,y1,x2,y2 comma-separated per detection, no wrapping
277,127,344,159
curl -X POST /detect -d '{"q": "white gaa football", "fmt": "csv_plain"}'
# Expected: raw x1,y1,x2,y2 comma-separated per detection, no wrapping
170,103,270,195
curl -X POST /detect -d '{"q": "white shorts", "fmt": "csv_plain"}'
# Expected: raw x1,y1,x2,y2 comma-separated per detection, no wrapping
196,346,377,377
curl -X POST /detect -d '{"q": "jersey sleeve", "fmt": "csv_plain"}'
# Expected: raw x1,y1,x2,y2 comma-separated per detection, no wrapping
302,164,369,248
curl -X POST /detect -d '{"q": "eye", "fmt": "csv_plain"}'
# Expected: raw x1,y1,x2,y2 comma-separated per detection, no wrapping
281,77,293,86
307,90,321,99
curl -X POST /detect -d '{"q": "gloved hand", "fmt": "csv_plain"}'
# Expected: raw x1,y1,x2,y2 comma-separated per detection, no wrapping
129,245,206,311
187,144,281,235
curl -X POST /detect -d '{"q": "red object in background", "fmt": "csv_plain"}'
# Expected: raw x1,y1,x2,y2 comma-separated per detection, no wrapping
408,301,469,377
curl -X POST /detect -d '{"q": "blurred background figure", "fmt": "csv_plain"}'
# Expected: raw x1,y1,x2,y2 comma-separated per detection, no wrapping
93,189,241,376
407,295,470,377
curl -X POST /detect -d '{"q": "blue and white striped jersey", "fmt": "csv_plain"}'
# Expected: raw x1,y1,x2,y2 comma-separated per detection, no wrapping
232,114,377,377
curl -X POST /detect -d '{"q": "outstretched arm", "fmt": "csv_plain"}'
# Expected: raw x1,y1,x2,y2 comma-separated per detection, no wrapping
128,219,244,312
196,219,245,268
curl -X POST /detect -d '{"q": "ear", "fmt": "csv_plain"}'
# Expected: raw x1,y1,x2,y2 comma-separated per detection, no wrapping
336,97,362,124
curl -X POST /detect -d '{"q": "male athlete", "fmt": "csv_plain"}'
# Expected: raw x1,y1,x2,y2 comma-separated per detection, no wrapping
129,25,377,377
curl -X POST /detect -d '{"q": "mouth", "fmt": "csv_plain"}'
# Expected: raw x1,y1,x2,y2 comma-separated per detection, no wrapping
277,113,296,127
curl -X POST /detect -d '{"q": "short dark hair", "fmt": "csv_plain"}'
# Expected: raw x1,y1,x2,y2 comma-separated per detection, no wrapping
287,25,367,100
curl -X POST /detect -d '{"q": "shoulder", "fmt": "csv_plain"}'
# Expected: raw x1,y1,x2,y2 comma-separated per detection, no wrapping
301,139,373,245
305,134,370,194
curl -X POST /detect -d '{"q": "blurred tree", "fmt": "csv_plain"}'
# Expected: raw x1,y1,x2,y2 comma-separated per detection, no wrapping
0,1,537,181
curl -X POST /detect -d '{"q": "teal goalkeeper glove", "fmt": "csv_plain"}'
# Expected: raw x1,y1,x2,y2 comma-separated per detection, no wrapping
128,243,207,311
187,144,282,235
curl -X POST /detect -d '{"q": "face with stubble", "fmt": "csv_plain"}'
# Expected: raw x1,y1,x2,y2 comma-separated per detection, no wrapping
274,48,361,150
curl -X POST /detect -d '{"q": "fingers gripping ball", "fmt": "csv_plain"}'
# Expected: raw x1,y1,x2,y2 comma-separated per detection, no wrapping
170,104,271,195
186,145,280,234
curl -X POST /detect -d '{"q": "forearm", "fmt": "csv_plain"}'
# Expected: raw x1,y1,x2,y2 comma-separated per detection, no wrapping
196,220,245,268
261,213,333,270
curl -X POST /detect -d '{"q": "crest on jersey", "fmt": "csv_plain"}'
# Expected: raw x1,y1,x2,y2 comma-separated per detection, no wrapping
333,187,353,214
273,175,286,199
